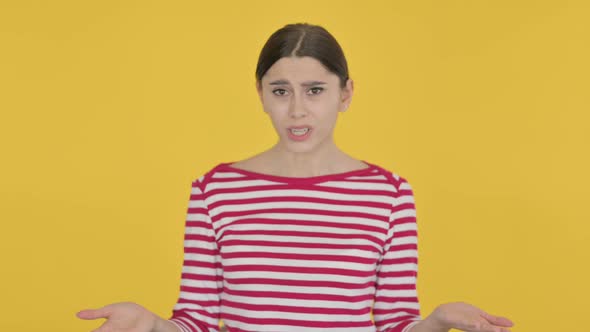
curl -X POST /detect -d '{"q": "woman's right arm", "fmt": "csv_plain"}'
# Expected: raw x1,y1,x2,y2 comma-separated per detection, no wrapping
77,302,182,332
164,178,223,332
153,316,184,332
77,178,222,332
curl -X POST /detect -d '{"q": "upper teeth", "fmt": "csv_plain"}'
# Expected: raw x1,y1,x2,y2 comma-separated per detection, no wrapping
290,128,309,136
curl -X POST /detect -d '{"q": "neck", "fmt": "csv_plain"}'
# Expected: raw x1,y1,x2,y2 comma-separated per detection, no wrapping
267,139,347,177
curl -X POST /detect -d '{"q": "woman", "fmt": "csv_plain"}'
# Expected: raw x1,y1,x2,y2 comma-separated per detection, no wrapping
77,23,514,332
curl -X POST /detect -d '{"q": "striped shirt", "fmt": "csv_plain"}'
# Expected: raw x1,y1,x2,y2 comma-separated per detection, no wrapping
168,161,422,332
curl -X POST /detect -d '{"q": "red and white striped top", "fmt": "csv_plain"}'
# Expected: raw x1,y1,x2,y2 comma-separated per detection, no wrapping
168,161,422,332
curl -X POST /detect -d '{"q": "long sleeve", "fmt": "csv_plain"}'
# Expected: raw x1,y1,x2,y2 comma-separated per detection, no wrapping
168,179,223,332
373,177,422,332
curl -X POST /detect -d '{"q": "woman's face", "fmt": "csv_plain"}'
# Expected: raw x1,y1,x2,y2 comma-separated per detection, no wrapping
256,56,353,154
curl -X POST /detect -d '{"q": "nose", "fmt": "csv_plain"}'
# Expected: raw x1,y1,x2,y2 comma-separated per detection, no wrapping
288,95,308,119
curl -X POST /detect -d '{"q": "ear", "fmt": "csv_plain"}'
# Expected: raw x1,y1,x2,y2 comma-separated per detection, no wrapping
339,78,354,112
256,80,269,114
256,80,263,103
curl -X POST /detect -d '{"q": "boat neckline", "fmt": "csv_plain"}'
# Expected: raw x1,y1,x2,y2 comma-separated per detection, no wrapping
216,160,379,184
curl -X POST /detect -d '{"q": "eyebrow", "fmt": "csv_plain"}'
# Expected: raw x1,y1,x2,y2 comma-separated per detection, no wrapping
268,80,327,87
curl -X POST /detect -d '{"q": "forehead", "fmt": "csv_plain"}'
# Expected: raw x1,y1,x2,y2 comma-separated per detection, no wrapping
263,56,336,83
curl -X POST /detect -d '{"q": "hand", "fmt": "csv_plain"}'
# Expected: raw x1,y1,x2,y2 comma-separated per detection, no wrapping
426,301,514,332
76,301,159,332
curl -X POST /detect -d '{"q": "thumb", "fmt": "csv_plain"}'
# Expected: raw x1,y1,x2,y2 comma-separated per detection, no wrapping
76,306,112,320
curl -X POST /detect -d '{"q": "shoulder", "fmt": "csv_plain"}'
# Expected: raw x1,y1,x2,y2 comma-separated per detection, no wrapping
368,162,414,195
190,162,233,193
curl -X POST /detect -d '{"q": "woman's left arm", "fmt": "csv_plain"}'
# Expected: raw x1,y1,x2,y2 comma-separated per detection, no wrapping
373,177,422,332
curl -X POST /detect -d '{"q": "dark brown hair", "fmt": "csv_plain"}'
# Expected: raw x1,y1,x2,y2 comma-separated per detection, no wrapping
255,23,350,89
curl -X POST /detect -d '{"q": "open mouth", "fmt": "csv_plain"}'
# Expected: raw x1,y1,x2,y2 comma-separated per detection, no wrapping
287,126,313,141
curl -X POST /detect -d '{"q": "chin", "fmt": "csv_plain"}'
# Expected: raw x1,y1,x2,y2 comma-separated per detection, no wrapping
279,141,317,154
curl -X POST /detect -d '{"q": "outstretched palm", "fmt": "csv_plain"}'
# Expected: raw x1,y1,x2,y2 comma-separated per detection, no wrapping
431,301,514,332
77,302,158,332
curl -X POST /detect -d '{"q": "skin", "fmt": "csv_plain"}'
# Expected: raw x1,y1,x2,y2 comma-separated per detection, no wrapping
231,55,366,177
76,56,515,332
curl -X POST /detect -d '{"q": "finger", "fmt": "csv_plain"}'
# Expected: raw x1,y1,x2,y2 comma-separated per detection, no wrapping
481,312,514,327
76,306,112,320
477,321,501,332
462,320,490,332
477,321,512,332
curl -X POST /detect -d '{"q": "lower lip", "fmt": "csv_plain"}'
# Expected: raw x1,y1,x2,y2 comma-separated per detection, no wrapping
287,128,312,141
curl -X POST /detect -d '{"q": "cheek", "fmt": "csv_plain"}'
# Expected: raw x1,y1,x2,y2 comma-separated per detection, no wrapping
264,102,289,130
263,97,289,114
311,101,340,124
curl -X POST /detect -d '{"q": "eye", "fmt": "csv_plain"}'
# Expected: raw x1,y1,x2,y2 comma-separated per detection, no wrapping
308,87,324,95
272,89,288,96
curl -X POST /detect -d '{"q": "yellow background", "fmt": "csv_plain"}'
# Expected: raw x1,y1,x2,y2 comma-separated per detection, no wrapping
1,1,588,331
